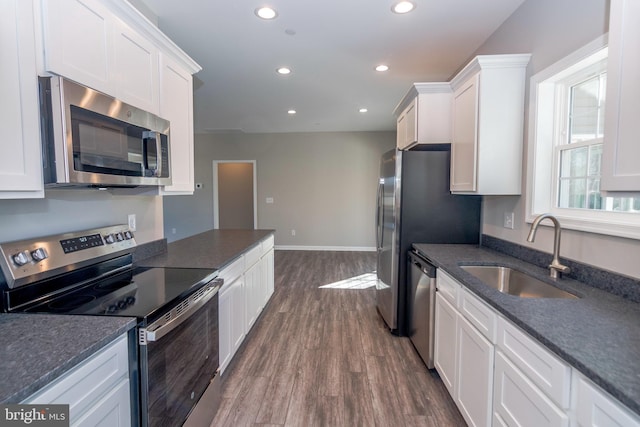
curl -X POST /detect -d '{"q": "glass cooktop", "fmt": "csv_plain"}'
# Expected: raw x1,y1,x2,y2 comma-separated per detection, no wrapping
23,266,218,322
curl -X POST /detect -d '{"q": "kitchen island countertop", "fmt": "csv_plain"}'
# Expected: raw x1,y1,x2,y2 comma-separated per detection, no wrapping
0,314,136,403
414,243,640,417
137,229,275,270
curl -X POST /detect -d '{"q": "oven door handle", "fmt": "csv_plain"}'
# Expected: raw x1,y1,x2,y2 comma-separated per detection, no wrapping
140,278,222,344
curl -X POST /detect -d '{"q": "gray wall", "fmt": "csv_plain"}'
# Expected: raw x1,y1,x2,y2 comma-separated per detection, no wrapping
467,0,640,280
163,131,395,248
0,189,164,244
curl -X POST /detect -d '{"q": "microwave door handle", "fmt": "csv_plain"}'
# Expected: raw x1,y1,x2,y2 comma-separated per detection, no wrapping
142,131,161,176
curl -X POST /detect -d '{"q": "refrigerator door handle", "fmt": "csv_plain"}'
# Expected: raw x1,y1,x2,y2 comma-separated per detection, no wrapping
375,182,383,251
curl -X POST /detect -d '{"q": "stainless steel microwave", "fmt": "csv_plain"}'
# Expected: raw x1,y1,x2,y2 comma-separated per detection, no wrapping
39,76,171,188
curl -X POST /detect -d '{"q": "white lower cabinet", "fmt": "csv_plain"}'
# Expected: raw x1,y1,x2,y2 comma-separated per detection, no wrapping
436,268,640,427
573,373,640,427
434,292,458,395
218,236,275,374
493,350,568,427
457,314,494,427
23,334,131,427
435,270,494,427
244,260,261,331
219,272,246,373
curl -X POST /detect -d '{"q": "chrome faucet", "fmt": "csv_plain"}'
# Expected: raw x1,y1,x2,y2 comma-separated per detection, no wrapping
527,213,571,279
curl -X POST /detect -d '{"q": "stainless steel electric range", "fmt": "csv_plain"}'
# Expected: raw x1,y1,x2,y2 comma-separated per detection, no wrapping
0,225,222,427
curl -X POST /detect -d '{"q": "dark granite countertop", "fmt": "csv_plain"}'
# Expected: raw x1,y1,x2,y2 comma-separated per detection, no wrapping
137,229,274,270
0,314,136,403
413,243,640,416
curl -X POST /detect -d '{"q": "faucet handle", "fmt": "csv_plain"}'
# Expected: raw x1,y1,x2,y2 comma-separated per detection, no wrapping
549,262,570,279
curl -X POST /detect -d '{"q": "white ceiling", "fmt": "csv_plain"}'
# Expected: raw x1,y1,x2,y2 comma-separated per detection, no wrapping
138,0,525,134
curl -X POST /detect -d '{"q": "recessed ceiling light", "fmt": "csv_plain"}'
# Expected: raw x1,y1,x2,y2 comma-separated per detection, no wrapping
391,1,416,14
255,7,278,20
375,65,389,72
288,110,296,115
277,67,292,75
359,108,368,113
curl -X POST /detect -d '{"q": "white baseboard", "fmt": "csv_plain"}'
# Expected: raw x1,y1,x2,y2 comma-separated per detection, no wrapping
275,245,376,252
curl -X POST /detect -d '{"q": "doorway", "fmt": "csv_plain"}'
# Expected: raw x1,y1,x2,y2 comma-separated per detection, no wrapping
212,161,257,229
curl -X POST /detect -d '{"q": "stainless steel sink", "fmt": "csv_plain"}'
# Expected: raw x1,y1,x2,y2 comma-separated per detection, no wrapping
460,265,578,299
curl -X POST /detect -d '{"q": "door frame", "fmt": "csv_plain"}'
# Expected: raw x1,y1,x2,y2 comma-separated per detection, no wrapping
212,160,258,229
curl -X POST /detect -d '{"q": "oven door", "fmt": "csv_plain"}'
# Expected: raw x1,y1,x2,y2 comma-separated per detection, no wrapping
139,279,221,427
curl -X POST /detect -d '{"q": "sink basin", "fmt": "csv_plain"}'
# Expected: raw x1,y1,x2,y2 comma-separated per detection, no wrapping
460,265,578,299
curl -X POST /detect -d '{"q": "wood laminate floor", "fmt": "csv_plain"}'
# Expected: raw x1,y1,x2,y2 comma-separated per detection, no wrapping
211,250,466,427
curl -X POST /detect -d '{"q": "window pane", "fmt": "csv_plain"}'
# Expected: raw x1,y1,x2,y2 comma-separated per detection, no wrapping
559,178,586,208
560,147,588,178
587,178,602,210
588,144,603,176
569,76,601,143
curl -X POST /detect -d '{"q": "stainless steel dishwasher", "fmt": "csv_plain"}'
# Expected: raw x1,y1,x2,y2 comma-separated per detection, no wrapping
408,250,436,369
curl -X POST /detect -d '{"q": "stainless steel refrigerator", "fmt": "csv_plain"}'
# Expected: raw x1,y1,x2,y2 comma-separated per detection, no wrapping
375,146,481,336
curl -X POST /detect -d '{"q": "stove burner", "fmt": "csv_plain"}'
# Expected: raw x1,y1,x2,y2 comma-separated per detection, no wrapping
48,295,96,312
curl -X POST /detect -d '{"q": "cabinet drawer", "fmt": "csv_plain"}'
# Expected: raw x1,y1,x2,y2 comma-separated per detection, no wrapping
436,269,460,306
261,235,274,254
245,244,262,268
497,318,571,409
493,351,569,427
459,288,497,343
218,256,245,284
25,334,129,420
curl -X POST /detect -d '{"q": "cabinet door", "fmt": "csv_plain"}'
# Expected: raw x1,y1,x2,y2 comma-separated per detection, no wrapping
493,351,568,427
229,276,246,354
0,0,44,198
450,73,479,192
456,314,494,427
218,285,233,374
244,261,261,330
263,249,275,300
434,292,458,396
112,20,159,114
41,0,115,95
397,98,417,150
160,54,195,194
601,0,640,192
72,379,131,427
573,373,640,427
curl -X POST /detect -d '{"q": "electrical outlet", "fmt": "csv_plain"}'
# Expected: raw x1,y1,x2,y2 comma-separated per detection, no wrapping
128,214,137,231
266,197,274,204
503,212,515,229
291,229,296,236
171,228,176,234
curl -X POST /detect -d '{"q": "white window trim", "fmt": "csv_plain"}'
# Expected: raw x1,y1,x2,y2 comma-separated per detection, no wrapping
527,34,640,240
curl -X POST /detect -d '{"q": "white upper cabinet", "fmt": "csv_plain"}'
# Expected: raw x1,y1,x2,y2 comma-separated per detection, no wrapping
394,83,452,150
0,0,44,198
601,0,640,193
41,0,160,113
449,54,530,194
112,19,159,114
35,0,201,195
40,0,115,96
159,54,195,195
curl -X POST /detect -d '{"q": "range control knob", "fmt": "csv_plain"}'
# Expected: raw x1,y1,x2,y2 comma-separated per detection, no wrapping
124,231,133,240
104,234,115,244
31,248,48,262
12,251,31,266
115,232,124,242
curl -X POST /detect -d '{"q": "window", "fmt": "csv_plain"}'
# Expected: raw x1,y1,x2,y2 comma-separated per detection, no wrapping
528,35,640,239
